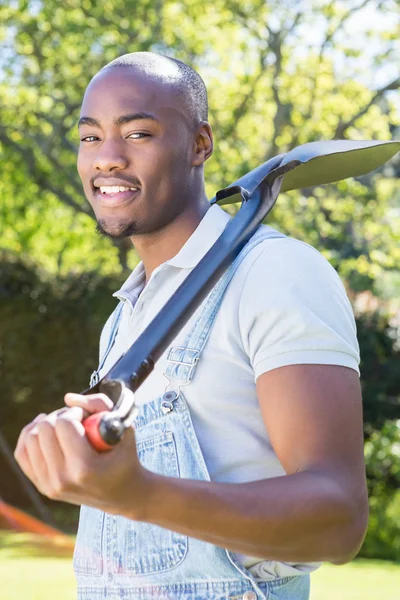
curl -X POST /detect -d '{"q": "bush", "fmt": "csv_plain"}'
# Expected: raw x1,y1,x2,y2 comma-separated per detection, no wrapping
360,490,400,561
356,312,400,436
1,254,400,552
359,420,400,560
0,252,124,523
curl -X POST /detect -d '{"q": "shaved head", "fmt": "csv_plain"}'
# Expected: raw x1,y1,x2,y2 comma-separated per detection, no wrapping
78,51,213,242
101,52,208,127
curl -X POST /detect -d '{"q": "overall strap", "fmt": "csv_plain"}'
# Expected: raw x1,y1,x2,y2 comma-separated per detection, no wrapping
164,230,284,389
89,300,124,387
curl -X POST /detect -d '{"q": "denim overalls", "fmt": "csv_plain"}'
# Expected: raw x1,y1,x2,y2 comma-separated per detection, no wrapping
74,230,311,600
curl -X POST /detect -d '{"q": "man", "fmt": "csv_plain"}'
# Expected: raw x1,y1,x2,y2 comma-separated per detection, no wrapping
15,53,368,600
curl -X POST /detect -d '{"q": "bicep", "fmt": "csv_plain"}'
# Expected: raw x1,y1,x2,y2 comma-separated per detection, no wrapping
256,364,366,487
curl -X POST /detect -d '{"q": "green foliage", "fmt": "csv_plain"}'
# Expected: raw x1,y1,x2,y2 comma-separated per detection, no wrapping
1,255,399,557
362,490,400,561
365,420,400,497
0,0,399,284
357,313,400,436
0,0,400,560
356,313,400,560
0,252,124,506
361,421,400,560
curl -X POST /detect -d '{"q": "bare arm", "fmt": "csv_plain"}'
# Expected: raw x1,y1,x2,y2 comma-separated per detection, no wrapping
14,364,368,564
138,364,368,563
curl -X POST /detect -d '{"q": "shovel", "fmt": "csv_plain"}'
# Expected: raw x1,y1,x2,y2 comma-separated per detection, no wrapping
81,139,400,451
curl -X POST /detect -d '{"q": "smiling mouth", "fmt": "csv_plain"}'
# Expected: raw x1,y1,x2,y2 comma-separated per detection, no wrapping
98,185,139,194
94,186,140,207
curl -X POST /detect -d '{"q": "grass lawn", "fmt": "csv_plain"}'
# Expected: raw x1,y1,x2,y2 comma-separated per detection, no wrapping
0,532,76,600
0,532,398,599
310,558,399,600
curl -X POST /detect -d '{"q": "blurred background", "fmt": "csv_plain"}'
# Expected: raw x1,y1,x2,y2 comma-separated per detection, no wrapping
0,0,399,598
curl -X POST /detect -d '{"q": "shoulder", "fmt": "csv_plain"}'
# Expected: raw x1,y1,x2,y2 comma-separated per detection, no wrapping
230,226,359,375
237,225,345,297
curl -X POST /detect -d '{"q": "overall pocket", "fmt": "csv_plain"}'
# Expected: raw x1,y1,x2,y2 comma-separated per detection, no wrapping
268,575,311,600
73,506,104,576
112,430,187,576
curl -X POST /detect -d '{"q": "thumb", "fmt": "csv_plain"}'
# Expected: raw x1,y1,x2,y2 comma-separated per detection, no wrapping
112,424,138,458
64,392,114,414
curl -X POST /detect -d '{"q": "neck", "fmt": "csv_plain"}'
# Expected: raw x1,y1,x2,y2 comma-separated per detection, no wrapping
130,197,210,282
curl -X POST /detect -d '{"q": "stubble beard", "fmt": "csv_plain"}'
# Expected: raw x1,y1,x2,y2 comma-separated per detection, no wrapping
95,211,174,240
95,218,138,241
94,175,193,241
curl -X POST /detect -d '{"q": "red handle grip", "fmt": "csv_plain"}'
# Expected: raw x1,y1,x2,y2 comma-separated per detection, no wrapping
83,412,114,452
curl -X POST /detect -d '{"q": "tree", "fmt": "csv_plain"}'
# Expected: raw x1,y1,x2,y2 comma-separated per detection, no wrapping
1,2,399,549
0,0,399,285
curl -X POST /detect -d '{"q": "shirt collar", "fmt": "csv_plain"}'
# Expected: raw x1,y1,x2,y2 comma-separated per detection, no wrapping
114,204,231,300
113,261,145,302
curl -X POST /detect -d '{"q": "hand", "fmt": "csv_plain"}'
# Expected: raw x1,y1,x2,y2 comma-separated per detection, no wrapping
14,393,153,521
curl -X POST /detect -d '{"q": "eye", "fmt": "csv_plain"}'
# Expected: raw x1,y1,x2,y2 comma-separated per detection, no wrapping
80,135,99,142
127,132,150,139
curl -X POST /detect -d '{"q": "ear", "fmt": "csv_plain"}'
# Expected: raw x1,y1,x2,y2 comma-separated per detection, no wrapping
192,122,213,166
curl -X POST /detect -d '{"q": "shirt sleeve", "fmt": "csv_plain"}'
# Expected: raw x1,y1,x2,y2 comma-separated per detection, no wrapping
238,237,360,379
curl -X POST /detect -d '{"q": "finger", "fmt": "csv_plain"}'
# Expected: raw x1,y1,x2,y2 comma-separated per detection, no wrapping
53,407,90,448
44,407,70,422
16,412,70,492
45,407,91,431
36,411,92,499
54,414,96,462
36,419,66,477
14,413,47,462
15,446,37,487
54,405,86,423
65,392,113,413
24,428,50,492
14,439,36,483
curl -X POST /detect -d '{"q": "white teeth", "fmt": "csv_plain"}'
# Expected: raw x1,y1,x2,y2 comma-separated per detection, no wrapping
99,186,138,194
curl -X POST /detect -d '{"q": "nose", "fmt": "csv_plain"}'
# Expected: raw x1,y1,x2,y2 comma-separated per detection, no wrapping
93,141,129,172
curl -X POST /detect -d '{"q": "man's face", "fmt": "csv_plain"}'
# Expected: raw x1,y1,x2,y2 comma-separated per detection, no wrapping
77,68,198,239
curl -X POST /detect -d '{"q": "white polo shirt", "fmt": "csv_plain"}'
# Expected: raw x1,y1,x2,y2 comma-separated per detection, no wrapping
96,204,360,580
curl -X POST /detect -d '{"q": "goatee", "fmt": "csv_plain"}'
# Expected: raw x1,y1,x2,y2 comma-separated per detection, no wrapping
95,220,138,241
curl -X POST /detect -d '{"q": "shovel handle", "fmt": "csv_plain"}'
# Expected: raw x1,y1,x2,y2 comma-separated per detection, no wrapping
83,412,116,452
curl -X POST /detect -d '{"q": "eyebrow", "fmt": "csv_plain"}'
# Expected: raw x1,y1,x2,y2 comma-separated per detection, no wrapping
77,112,159,128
